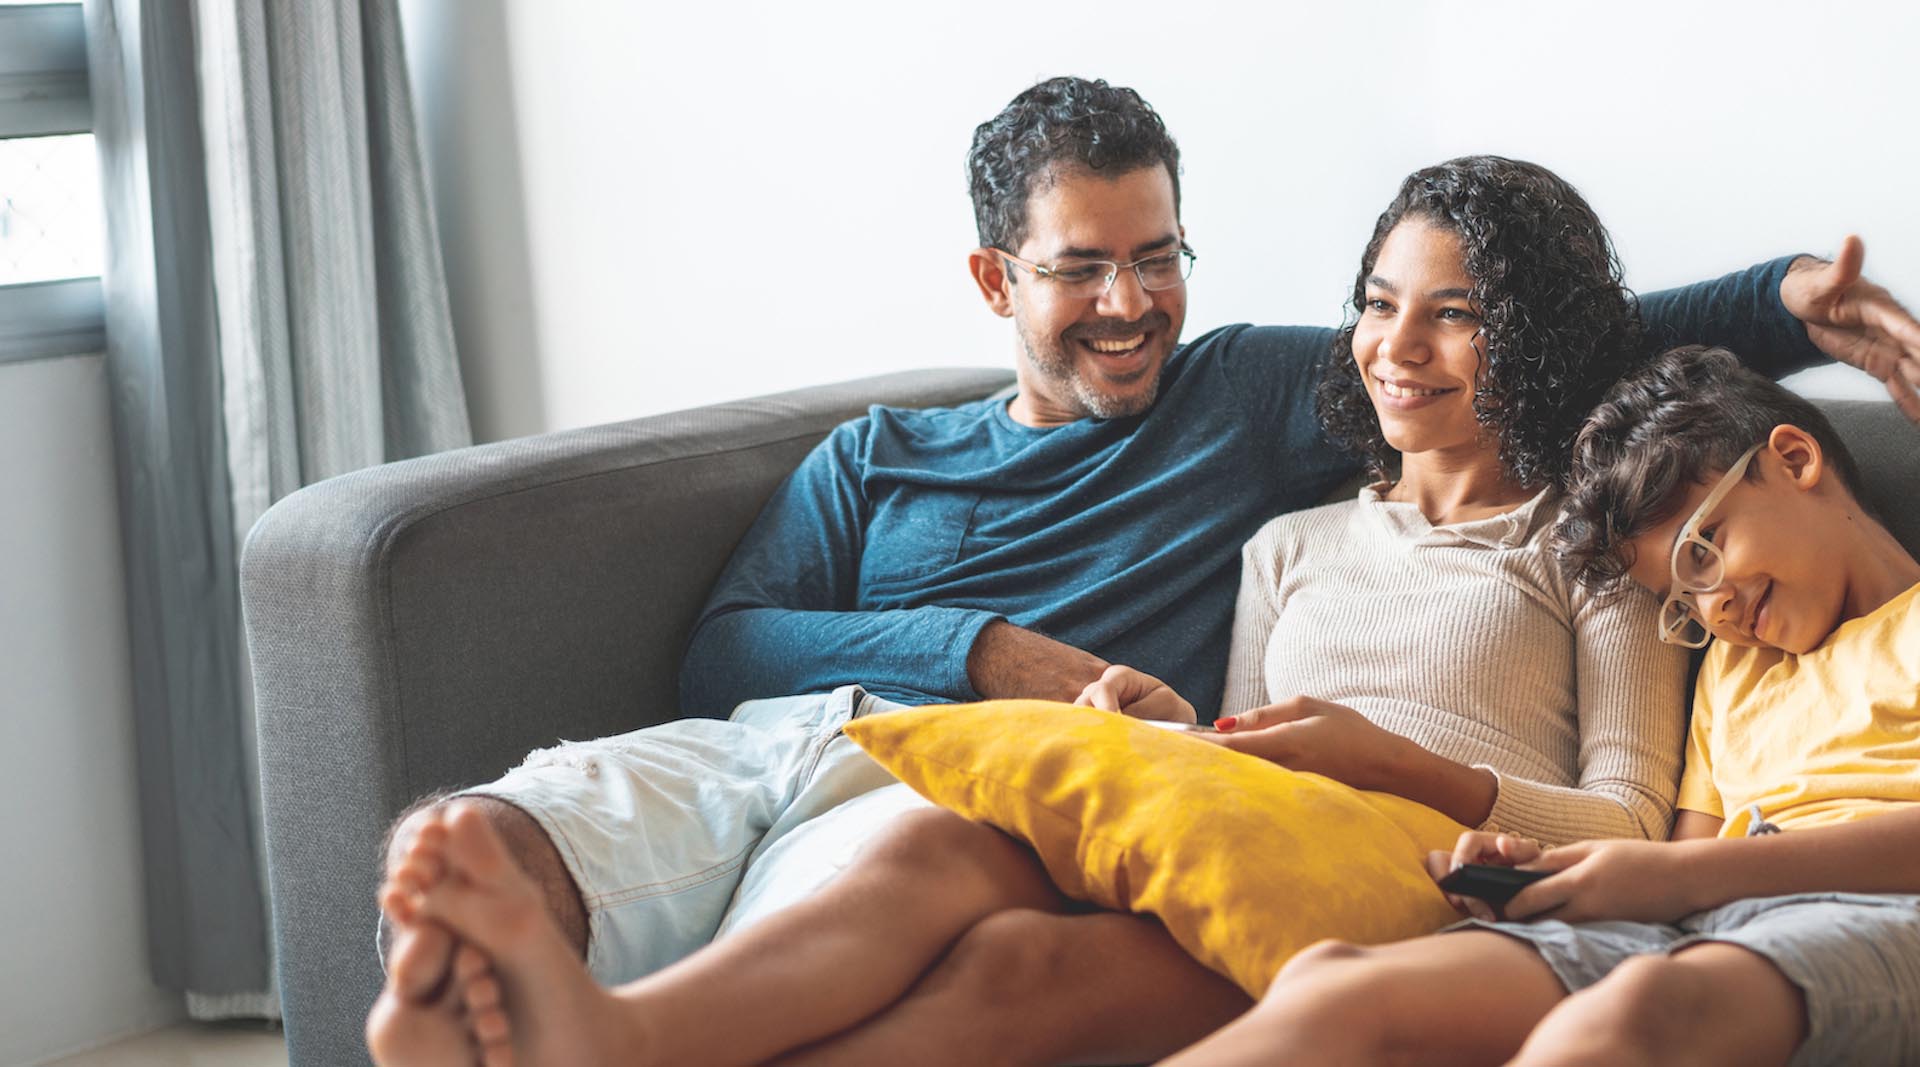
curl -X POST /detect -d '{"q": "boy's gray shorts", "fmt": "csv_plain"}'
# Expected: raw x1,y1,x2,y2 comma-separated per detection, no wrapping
1458,893,1920,1067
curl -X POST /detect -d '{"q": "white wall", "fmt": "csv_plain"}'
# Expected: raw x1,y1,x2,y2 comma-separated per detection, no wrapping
400,0,1919,442
0,355,180,1065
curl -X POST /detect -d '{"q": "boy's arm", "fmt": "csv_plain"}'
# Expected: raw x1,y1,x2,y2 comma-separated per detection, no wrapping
1502,806,1920,924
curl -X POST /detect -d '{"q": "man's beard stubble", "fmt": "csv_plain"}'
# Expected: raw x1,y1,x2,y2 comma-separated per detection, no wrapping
1021,312,1171,420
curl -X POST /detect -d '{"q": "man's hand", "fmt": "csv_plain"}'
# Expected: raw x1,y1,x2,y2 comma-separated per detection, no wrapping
1780,236,1920,421
1425,831,1544,921
1074,664,1197,723
1501,839,1701,925
965,620,1109,703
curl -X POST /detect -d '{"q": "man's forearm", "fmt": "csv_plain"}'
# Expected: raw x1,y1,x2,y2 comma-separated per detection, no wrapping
965,620,1109,703
1675,806,1920,912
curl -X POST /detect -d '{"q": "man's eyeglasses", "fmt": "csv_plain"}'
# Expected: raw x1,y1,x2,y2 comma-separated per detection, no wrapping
995,246,1196,299
1658,443,1764,648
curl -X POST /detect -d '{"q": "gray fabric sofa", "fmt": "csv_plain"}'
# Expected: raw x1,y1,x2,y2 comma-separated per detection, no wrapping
242,375,1917,1067
243,368,1015,1067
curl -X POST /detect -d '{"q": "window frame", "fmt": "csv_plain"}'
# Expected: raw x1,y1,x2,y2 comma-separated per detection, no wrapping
0,2,102,365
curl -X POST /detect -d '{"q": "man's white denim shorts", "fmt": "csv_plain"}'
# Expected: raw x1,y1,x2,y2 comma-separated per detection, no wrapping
463,684,922,984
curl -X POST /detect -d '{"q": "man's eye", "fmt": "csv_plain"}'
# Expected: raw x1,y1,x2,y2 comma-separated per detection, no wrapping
1050,265,1105,283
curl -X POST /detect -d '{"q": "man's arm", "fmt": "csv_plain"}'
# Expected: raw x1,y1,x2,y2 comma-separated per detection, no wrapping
1641,240,1920,418
677,420,1107,712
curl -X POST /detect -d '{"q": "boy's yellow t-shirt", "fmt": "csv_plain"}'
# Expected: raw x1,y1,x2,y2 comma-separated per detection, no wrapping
1677,581,1920,837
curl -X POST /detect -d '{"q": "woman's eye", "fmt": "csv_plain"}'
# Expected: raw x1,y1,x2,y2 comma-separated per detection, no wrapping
1365,298,1393,313
1439,307,1479,322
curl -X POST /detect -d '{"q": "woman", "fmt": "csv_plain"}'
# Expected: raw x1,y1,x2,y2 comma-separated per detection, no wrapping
367,156,1688,1067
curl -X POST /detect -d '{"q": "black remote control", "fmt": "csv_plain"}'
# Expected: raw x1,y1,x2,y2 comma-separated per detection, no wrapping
1436,863,1551,910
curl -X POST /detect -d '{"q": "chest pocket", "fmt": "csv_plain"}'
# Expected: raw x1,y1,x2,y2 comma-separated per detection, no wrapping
860,488,980,585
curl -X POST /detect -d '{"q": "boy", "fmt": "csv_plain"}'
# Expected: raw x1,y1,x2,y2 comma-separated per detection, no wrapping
1160,344,1920,1067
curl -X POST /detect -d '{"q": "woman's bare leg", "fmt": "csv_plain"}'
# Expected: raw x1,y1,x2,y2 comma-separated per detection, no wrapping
773,909,1249,1067
1159,933,1567,1067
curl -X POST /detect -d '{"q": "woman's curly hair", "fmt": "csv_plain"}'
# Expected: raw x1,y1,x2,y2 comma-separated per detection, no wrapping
1316,156,1644,490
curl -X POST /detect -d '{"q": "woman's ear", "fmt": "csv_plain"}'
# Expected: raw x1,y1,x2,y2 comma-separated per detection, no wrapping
1765,423,1826,491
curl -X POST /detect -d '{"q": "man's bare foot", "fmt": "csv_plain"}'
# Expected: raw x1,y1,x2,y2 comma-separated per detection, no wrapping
405,800,654,1067
368,930,513,1065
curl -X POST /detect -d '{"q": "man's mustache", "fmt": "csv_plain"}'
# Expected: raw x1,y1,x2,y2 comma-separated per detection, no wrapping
1068,313,1169,342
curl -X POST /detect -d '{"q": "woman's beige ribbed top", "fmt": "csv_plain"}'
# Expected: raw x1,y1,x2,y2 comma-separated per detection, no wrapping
1222,486,1688,846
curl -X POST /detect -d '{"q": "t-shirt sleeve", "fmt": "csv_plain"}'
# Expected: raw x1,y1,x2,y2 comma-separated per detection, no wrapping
1637,256,1826,379
1478,581,1689,846
1220,518,1288,718
1676,659,1725,820
678,416,1003,713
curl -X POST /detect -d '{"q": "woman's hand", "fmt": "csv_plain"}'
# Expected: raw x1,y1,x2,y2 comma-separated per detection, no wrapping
1074,665,1197,724
1425,831,1544,920
1206,696,1414,790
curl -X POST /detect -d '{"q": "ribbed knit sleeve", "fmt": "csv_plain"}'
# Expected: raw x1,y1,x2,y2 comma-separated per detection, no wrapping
1246,491,1688,850
1221,518,1287,718
1477,580,1688,846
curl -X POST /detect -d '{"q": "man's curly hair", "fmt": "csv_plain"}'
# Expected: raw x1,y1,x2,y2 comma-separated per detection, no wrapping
967,76,1181,253
1551,345,1865,590
1316,156,1643,490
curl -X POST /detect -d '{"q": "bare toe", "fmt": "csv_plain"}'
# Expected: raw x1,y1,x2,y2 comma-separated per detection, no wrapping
388,922,457,1003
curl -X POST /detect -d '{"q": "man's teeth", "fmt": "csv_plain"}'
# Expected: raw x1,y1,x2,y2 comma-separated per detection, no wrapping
1086,335,1145,353
1381,381,1450,398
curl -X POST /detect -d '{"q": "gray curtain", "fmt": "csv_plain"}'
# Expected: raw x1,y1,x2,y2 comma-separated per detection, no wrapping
85,0,468,1011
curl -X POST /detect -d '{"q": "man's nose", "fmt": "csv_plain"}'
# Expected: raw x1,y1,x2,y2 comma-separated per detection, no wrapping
1096,265,1153,320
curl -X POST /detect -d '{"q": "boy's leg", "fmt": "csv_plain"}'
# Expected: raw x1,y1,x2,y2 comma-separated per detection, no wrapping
1160,932,1565,1067
770,910,1251,1067
1507,943,1803,1067
402,799,1071,1066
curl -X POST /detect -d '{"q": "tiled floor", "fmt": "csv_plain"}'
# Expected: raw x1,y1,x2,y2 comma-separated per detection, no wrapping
43,1023,287,1067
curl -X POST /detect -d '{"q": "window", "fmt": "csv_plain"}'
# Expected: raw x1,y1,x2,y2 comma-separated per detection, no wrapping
0,2,105,363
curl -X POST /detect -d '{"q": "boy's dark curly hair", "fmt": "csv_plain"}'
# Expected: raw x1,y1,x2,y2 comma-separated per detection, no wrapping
967,76,1181,253
1552,344,1865,590
1316,156,1643,490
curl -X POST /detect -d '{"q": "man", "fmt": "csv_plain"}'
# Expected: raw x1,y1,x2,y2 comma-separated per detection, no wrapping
376,75,1920,1064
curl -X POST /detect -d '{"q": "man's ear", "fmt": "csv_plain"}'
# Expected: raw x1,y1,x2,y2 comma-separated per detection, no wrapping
968,248,1015,318
1765,423,1826,491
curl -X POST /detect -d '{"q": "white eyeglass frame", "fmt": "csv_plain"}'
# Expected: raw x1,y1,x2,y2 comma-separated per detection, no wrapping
1658,443,1765,648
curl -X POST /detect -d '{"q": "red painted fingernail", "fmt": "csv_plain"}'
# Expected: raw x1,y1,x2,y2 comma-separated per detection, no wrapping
1215,717,1237,730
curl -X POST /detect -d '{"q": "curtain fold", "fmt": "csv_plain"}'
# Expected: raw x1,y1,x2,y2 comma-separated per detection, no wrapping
85,0,468,1009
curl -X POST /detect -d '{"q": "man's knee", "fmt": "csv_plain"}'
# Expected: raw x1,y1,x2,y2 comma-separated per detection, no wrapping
380,793,590,960
863,807,1027,888
930,909,1076,1010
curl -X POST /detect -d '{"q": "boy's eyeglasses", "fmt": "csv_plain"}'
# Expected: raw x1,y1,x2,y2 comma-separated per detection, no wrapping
994,246,1196,299
1658,443,1765,648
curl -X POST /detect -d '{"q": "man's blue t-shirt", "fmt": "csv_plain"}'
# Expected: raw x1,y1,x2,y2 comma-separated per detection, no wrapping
680,259,1821,714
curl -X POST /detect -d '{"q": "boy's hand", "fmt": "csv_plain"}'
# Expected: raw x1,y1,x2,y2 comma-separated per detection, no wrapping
1425,832,1543,920
1779,236,1920,421
1074,665,1196,724
1206,696,1411,789
1501,839,1701,924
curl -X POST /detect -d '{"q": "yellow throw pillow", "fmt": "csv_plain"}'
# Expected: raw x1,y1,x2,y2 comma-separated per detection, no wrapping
843,701,1467,997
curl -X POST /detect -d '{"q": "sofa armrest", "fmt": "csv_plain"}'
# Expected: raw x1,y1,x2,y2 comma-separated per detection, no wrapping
242,366,1013,1067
